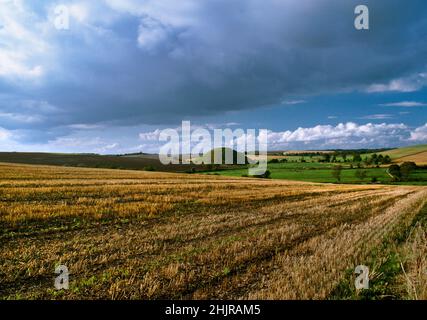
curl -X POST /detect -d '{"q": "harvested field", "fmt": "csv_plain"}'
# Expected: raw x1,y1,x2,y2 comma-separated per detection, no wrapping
0,162,426,299
395,151,427,165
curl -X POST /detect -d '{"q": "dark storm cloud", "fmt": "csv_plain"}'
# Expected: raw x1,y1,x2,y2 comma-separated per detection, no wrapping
1,0,427,140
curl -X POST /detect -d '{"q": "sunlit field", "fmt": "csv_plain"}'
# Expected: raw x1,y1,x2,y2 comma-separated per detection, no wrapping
203,162,427,185
1,162,426,300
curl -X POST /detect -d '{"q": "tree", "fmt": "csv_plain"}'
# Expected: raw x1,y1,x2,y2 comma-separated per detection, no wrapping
365,157,372,166
263,170,272,179
388,164,401,181
371,154,378,161
332,165,342,182
383,155,391,164
355,169,367,181
353,153,362,163
400,162,417,180
252,170,271,179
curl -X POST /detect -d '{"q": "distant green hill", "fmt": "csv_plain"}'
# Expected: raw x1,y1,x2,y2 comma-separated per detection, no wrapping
200,147,249,165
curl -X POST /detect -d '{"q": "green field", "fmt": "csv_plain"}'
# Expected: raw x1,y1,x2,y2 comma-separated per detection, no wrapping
203,162,427,185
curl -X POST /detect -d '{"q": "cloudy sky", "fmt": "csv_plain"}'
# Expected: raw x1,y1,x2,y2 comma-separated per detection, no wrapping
0,0,427,153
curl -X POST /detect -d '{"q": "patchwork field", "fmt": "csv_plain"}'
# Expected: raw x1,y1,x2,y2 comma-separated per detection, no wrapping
395,151,427,165
378,144,427,164
1,163,426,300
204,163,427,185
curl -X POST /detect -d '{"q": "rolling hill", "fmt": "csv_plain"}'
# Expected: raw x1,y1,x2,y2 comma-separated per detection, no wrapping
378,144,427,165
0,151,245,173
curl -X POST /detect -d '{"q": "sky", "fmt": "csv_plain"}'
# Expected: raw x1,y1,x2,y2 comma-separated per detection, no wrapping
0,0,427,153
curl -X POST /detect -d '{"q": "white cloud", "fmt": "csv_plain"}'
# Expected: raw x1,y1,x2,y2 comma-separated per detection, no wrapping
409,123,427,142
359,114,393,120
41,138,119,154
0,112,43,124
0,1,49,81
267,122,409,149
95,142,119,153
68,123,104,130
104,0,199,26
281,100,306,105
20,100,59,113
380,101,427,107
47,136,103,148
0,127,21,151
366,73,427,93
105,0,199,52
135,122,427,151
0,127,12,141
137,17,169,51
139,129,162,141
0,51,44,79
69,3,90,23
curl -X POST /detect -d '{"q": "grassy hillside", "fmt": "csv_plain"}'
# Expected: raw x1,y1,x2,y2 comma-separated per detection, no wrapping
395,151,427,165
378,144,427,163
202,147,249,164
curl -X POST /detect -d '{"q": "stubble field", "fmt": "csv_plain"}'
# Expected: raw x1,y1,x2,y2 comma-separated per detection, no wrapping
1,162,426,300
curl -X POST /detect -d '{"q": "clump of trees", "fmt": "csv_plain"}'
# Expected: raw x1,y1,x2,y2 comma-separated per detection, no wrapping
353,153,362,163
322,154,331,163
268,158,288,164
365,154,391,166
388,162,418,181
355,169,367,181
317,152,391,166
250,170,271,179
332,165,342,182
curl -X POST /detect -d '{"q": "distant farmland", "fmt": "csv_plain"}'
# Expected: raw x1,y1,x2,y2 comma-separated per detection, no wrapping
204,162,427,185
377,144,427,164
395,151,427,165
206,144,427,185
0,152,238,173
1,163,426,299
